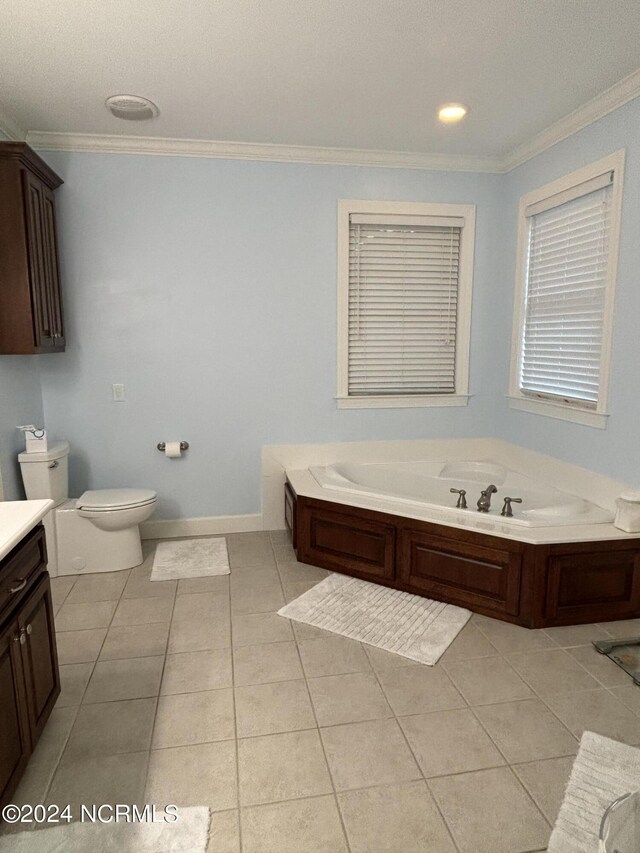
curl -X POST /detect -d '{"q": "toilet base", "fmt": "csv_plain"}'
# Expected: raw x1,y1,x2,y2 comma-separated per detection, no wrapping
50,500,144,576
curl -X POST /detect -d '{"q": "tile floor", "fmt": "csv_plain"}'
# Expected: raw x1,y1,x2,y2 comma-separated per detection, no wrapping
4,530,640,852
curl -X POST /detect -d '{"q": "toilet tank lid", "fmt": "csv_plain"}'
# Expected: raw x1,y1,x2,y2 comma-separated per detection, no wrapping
18,441,70,463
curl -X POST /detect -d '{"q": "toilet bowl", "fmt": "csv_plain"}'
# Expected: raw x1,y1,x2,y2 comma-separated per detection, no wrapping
19,441,157,576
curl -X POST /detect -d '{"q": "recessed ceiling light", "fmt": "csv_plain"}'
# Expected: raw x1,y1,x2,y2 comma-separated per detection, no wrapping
105,94,159,121
438,103,469,124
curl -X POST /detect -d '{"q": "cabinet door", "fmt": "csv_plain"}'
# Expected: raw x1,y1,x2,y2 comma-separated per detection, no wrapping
22,170,55,350
18,575,60,744
41,187,64,347
0,618,31,806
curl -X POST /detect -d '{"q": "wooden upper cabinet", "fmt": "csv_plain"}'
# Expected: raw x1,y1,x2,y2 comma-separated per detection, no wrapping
0,142,65,354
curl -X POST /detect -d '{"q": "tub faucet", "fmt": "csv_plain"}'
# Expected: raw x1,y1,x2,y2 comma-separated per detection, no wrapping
477,484,498,512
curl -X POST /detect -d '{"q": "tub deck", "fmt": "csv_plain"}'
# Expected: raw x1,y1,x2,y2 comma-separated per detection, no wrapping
285,474,640,629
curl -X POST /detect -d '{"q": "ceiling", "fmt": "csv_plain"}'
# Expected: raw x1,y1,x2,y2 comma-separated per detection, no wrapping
1,0,640,165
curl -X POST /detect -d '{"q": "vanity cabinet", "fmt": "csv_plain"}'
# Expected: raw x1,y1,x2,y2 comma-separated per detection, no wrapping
0,525,60,808
0,142,65,354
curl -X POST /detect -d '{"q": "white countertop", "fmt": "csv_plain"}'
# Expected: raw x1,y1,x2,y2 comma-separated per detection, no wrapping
286,468,638,546
0,500,53,561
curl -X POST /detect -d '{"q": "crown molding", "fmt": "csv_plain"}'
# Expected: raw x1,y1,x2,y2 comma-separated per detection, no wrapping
502,67,640,172
0,103,26,141
25,130,502,172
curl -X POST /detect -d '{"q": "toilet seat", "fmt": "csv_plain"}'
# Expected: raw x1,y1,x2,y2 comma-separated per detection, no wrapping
76,488,157,512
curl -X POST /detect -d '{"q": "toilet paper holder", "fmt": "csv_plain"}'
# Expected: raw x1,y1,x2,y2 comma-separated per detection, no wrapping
157,441,190,452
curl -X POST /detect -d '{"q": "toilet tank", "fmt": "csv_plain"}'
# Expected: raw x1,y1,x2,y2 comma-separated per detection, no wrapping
18,440,70,504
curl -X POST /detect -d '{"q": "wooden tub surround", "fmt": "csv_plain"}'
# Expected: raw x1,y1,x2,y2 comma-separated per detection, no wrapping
284,482,640,629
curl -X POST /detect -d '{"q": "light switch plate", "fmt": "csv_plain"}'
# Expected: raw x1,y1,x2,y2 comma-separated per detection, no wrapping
112,383,125,402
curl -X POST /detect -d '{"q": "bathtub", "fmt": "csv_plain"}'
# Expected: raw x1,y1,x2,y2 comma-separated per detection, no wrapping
309,459,614,528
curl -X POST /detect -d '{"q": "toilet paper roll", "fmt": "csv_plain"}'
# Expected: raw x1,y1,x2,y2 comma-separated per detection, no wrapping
164,441,182,459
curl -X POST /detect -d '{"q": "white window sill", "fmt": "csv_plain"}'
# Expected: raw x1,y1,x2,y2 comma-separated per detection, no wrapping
507,395,608,429
336,394,470,410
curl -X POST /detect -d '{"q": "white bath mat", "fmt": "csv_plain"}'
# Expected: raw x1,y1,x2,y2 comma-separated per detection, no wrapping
548,731,640,853
0,805,210,852
151,537,229,581
278,573,471,665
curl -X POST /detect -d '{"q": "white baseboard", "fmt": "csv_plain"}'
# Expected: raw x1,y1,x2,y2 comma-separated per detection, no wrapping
140,513,263,540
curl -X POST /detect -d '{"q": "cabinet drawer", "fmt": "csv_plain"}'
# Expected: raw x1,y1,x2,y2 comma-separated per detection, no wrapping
398,528,522,617
0,526,46,622
298,502,395,582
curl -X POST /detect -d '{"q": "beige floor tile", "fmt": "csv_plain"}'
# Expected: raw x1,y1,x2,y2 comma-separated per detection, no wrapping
277,561,329,585
172,591,229,623
231,565,281,590
231,584,285,615
100,622,170,660
610,685,640,715
227,532,275,567
439,623,499,663
146,741,237,810
168,616,230,653
161,648,232,694
111,595,174,627
122,575,177,600
207,809,240,853
283,581,321,603
83,656,164,703
307,671,392,726
55,599,117,632
235,680,315,737
11,755,59,807
65,698,156,757
268,530,293,547
544,688,640,744
362,644,420,671
321,718,421,791
178,575,230,595
273,545,297,563
28,706,78,769
50,575,76,613
473,615,556,653
291,621,338,642
513,756,575,823
567,644,630,687
474,698,578,763
377,665,465,716
400,708,504,778
238,729,332,806
241,795,348,853
543,623,611,647
339,781,456,853
64,571,130,604
56,628,107,664
232,612,294,646
444,657,533,706
298,635,371,678
596,618,640,638
506,649,601,695
429,766,550,853
233,641,302,686
152,689,235,747
57,662,94,707
47,751,149,811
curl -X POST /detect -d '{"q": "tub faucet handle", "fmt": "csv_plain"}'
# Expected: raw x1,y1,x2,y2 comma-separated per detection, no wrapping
501,497,523,517
450,488,467,509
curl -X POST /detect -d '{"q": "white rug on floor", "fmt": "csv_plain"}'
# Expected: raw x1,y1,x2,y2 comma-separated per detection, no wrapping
278,573,471,665
548,731,640,853
151,537,229,581
0,806,210,852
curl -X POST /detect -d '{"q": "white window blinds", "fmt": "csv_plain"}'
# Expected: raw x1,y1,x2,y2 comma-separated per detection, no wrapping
348,214,463,396
519,174,613,409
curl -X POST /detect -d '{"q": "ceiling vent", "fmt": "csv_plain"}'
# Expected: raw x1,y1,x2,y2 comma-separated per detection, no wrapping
105,95,159,121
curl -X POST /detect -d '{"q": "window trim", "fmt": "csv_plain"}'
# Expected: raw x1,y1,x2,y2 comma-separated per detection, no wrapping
336,199,476,409
508,150,625,430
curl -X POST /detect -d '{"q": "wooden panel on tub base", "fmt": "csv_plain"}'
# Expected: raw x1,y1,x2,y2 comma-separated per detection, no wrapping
287,484,640,629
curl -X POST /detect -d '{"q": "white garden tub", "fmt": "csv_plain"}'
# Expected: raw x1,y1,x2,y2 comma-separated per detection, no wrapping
309,460,614,528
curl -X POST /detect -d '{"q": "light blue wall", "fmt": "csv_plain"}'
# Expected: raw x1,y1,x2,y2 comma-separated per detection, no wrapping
497,96,640,488
37,152,505,518
0,359,44,500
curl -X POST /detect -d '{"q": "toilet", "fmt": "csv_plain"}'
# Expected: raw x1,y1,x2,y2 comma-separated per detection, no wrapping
19,441,157,576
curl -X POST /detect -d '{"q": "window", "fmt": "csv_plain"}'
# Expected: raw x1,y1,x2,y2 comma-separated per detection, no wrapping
336,200,476,409
509,151,625,429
